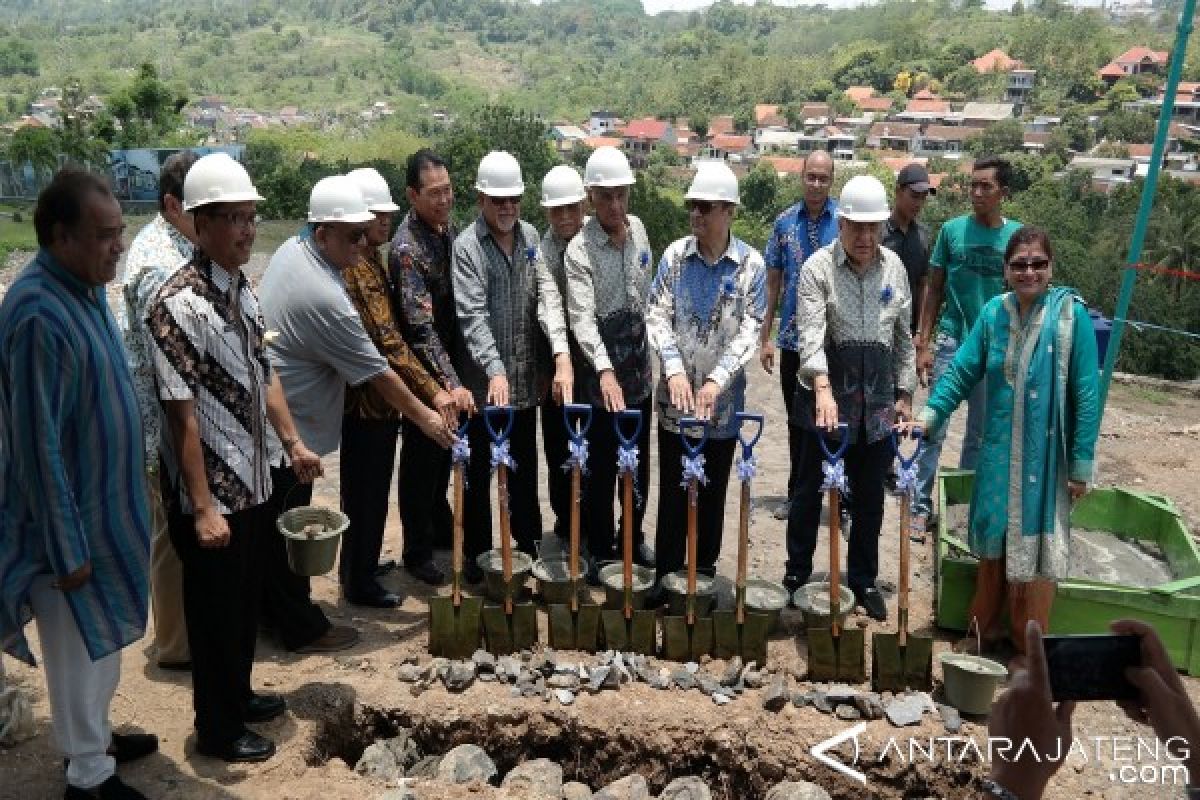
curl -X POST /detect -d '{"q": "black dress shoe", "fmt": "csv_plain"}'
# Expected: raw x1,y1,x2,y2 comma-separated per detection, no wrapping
246,693,287,723
634,541,656,568
63,775,146,800
407,560,446,586
345,588,402,609
373,559,398,577
156,660,191,672
463,562,484,585
197,730,276,763
782,573,807,606
110,732,158,763
855,586,889,622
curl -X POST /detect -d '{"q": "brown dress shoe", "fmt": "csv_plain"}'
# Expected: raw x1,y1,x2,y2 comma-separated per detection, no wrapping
294,625,359,654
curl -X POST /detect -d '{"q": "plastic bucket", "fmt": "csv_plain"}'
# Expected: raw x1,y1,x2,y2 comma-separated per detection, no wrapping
661,571,716,617
531,558,586,606
277,506,349,577
598,562,656,609
741,577,790,633
792,583,856,631
476,550,534,604
940,652,1008,715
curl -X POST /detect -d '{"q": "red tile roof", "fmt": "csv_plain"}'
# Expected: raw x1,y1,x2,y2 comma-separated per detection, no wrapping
905,97,951,114
923,125,982,141
755,104,786,126
760,156,806,175
1098,62,1127,79
624,117,670,140
1114,46,1169,66
869,122,921,139
711,134,753,151
708,115,735,136
1127,143,1154,158
972,49,1024,73
845,86,876,102
881,157,928,172
584,136,624,149
856,96,894,112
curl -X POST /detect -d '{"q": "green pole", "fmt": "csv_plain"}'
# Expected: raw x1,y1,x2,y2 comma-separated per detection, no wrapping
1097,0,1195,413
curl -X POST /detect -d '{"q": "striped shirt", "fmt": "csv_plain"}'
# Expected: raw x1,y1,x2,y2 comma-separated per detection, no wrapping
0,250,151,665
146,251,280,515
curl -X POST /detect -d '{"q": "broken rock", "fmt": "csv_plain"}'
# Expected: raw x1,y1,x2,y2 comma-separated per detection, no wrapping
763,677,789,712
594,773,651,800
660,775,712,800
436,744,497,785
500,758,563,799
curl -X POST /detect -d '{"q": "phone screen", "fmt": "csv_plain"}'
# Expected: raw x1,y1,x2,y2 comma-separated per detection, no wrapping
1043,634,1141,702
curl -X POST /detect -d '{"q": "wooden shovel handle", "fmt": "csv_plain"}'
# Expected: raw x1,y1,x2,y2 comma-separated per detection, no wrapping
569,464,581,613
497,464,513,615
686,479,698,626
453,461,465,607
736,481,750,625
622,470,634,621
829,488,841,638
899,493,910,647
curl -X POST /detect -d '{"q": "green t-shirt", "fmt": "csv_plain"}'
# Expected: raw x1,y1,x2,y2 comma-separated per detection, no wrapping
929,214,1022,341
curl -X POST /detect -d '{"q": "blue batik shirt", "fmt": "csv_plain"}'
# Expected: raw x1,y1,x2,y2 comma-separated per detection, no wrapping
764,197,838,351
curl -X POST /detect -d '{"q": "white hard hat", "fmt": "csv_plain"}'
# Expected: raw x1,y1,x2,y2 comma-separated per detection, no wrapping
837,175,891,222
540,166,585,208
182,152,264,211
475,151,525,197
308,175,374,224
584,146,634,188
685,162,740,205
346,167,401,213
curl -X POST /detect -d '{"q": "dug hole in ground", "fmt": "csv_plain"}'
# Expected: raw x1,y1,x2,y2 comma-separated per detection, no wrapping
3,269,1200,799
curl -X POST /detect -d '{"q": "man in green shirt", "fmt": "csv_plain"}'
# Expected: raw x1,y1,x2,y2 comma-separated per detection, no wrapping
912,156,1021,531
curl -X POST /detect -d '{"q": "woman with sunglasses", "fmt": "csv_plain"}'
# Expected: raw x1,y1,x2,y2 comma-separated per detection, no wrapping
912,226,1101,658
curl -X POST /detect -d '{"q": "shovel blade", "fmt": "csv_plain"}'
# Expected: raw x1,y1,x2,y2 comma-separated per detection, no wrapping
429,595,483,660
548,604,601,652
661,614,691,661
712,609,740,660
807,628,839,682
739,611,773,667
481,604,515,655
511,603,539,651
600,609,630,651
837,628,867,683
688,617,714,660
871,631,905,692
902,634,935,690
631,610,658,656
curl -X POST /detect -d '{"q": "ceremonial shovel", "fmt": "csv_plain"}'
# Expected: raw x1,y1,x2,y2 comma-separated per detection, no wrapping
661,417,715,661
427,419,482,658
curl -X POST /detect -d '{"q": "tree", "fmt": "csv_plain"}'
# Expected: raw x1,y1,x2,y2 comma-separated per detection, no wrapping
740,163,779,218
7,127,59,181
732,107,754,134
628,172,686,257
108,63,189,148
1098,110,1156,145
966,118,1024,157
1104,80,1141,112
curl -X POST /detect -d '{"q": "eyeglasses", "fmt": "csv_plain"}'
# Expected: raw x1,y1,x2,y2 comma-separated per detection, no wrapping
347,227,369,245
687,200,721,215
206,211,260,229
970,181,1001,193
486,195,521,207
804,173,833,186
1008,258,1050,273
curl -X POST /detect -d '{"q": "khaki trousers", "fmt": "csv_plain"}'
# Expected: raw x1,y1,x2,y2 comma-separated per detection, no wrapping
149,472,189,664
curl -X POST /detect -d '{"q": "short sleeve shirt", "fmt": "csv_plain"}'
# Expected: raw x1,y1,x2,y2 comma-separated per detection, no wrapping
930,215,1022,342
763,198,839,351
258,235,388,455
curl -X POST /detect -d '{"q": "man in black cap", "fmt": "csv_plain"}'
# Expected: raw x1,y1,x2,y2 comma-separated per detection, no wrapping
882,163,933,334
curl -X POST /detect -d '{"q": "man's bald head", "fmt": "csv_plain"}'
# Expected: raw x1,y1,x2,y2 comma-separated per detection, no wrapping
802,150,834,209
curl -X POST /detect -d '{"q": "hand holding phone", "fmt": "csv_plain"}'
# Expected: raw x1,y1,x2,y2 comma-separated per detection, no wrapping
1043,634,1141,702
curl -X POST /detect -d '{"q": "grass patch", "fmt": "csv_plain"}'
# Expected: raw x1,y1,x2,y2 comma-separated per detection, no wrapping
1116,383,1177,407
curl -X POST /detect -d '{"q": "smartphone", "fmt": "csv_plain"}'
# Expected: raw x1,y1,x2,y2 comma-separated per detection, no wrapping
1043,634,1141,702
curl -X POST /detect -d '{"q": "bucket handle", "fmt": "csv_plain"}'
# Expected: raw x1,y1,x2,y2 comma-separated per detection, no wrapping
483,404,514,444
890,426,924,469
816,422,850,465
679,416,709,458
735,411,765,461
563,402,593,443
615,408,643,448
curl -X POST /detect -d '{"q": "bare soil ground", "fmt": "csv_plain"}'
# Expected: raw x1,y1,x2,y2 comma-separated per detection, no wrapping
2,258,1199,798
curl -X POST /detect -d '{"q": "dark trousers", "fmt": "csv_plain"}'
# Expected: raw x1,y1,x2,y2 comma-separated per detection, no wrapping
540,398,572,540
654,425,737,582
780,348,802,499
464,406,542,561
583,397,652,561
260,467,331,650
785,425,892,590
398,417,453,565
339,415,400,597
169,503,262,748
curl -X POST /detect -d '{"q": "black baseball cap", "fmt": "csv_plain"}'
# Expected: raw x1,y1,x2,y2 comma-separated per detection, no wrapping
897,163,936,195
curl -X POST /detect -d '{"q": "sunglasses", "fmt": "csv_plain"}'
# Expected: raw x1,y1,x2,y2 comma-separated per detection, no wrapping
205,211,260,229
487,195,522,207
1008,258,1050,273
686,200,721,215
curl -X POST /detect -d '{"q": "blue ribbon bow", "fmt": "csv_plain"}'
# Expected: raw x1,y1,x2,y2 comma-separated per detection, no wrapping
561,439,589,474
639,250,650,267
451,437,471,466
894,461,919,501
881,285,894,306
525,245,538,266
820,459,850,496
490,440,517,472
616,443,642,505
736,456,758,483
680,453,708,487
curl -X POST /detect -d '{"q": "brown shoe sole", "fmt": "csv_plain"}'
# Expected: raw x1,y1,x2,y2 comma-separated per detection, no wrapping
294,626,360,654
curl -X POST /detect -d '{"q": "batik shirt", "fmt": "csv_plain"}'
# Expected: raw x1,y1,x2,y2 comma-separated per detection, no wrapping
452,217,569,410
390,211,461,389
116,214,193,470
342,245,442,421
646,235,766,439
794,240,917,444
1,250,151,665
763,198,838,351
147,251,281,515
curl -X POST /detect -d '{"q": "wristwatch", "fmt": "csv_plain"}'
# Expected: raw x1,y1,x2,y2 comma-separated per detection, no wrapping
981,778,1019,800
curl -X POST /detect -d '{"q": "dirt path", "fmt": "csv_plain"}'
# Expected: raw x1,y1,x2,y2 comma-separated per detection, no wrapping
4,352,1200,798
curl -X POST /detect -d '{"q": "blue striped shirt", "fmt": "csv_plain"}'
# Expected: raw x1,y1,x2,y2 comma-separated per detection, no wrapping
0,250,151,665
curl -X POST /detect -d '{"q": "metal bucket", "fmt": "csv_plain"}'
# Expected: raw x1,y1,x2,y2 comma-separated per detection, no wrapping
598,562,656,610
741,577,790,633
277,506,349,577
661,571,716,617
476,550,534,604
940,652,1008,715
792,583,855,631
532,558,586,606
